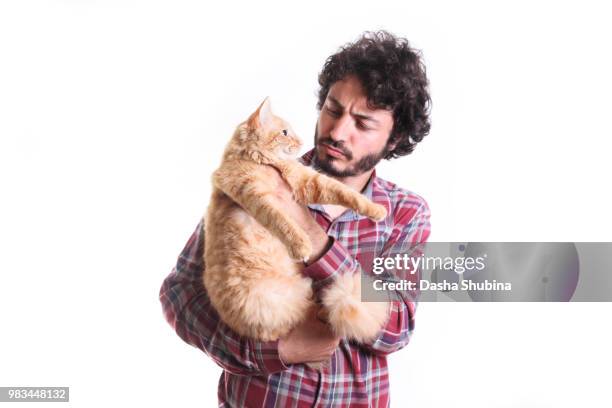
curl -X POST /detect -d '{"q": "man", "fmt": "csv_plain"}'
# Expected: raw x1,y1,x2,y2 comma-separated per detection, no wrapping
159,30,431,407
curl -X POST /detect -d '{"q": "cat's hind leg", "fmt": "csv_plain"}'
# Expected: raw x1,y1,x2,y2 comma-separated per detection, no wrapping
238,272,314,341
319,272,390,343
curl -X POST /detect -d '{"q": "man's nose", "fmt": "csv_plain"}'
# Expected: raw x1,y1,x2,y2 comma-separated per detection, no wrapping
329,114,351,142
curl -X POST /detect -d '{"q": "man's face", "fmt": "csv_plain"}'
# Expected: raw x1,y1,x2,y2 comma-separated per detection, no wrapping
313,75,395,178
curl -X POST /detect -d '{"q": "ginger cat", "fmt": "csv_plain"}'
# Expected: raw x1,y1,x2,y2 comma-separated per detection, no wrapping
203,98,391,356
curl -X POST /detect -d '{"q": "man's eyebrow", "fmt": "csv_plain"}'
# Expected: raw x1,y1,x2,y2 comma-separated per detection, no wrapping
328,95,380,124
328,96,342,107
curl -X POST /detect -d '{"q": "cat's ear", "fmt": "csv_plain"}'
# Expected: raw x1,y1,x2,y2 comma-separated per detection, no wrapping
247,97,273,129
258,97,273,127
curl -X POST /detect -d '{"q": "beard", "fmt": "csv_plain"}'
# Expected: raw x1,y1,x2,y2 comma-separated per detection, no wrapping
312,127,389,178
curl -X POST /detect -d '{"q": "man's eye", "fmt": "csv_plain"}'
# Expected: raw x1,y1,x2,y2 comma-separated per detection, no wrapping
356,121,371,131
282,129,288,136
326,107,341,117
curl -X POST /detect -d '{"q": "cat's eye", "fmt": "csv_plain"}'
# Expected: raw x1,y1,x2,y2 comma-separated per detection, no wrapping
282,129,288,136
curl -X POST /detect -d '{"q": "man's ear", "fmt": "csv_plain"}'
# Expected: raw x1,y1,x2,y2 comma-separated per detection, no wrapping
247,97,273,129
387,135,398,153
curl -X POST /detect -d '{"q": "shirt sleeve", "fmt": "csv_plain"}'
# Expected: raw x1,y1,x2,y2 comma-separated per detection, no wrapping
159,220,289,376
302,197,431,356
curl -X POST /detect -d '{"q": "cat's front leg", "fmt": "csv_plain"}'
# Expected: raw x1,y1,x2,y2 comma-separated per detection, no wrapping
248,196,313,262
213,168,312,261
276,161,387,221
321,179,387,221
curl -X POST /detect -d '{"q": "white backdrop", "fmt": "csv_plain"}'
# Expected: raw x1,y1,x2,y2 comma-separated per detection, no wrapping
1,1,611,407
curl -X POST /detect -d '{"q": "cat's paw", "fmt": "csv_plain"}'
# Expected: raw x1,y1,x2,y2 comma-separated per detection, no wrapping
289,239,312,262
366,204,387,221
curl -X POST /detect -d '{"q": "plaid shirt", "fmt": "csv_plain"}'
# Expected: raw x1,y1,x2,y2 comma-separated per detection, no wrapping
159,150,431,407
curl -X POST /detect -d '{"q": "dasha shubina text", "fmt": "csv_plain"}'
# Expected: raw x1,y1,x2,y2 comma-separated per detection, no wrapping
372,279,512,292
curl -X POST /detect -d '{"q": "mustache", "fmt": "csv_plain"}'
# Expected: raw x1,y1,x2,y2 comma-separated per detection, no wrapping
318,137,353,160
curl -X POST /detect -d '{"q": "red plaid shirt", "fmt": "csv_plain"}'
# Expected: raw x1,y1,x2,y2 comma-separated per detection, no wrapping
159,150,431,407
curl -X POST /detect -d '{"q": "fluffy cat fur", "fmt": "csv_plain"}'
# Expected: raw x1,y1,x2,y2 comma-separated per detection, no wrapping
203,98,391,361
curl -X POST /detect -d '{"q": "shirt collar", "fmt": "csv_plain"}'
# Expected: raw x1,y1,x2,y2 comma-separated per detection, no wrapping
300,149,378,222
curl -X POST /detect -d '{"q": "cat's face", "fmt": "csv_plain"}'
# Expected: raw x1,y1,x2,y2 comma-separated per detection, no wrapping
243,98,303,160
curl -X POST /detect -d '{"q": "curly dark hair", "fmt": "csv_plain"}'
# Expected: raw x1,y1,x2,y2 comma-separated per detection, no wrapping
317,31,431,159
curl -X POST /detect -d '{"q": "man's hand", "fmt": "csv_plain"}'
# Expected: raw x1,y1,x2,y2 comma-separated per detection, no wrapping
278,305,341,365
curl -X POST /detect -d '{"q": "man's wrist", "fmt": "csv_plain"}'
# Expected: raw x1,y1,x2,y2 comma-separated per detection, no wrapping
304,221,332,266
